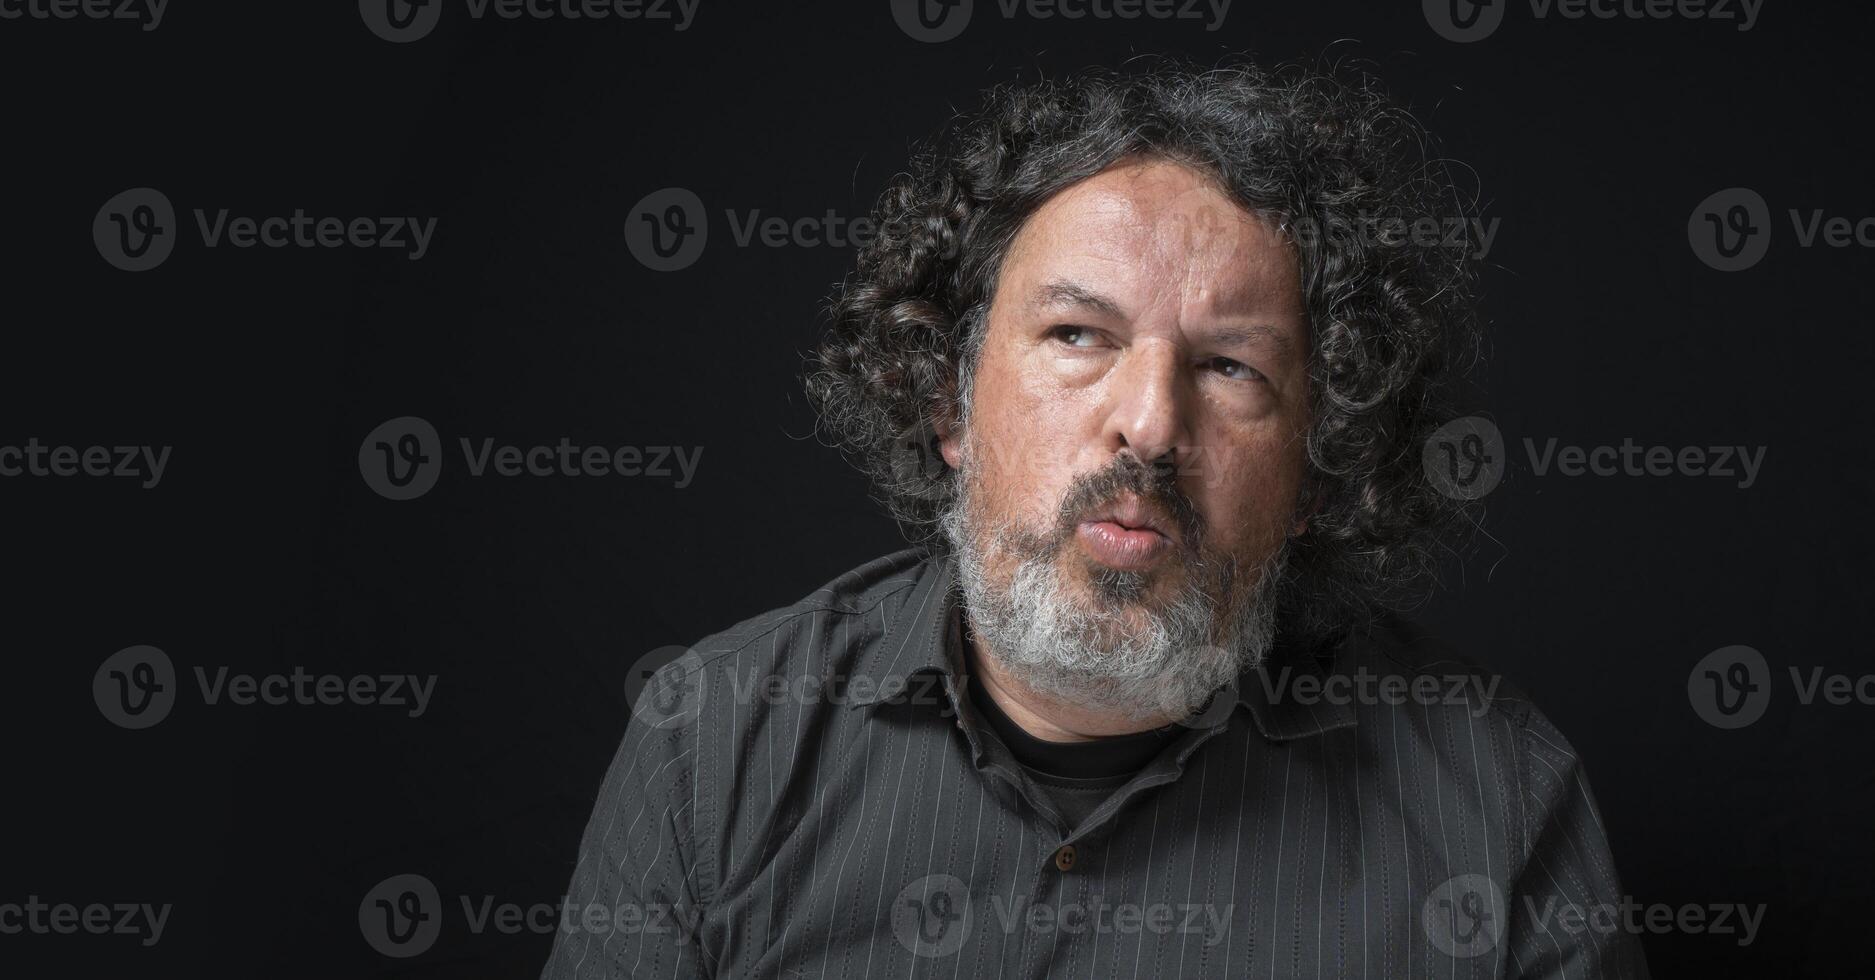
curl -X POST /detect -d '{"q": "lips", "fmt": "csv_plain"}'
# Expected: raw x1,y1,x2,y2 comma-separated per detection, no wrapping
1074,495,1176,571
1085,496,1177,543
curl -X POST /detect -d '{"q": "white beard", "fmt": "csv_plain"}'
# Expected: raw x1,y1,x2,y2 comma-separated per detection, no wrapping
939,453,1288,724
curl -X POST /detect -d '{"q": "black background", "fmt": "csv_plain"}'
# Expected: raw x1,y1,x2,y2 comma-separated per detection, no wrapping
4,0,1871,976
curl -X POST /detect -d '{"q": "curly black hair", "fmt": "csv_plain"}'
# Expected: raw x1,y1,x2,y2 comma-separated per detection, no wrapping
805,58,1483,646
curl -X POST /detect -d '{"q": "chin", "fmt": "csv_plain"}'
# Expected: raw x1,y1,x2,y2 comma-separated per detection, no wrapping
1066,551,1182,608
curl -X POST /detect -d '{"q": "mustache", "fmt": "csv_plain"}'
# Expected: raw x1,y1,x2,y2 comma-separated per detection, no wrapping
1050,452,1206,555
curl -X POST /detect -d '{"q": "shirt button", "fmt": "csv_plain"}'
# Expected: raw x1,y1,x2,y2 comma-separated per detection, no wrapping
1054,844,1077,872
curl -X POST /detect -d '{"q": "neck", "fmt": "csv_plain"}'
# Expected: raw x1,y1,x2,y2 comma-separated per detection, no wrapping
963,620,1179,741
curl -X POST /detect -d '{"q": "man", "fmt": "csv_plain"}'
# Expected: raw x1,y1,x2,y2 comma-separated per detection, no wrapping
543,62,1647,978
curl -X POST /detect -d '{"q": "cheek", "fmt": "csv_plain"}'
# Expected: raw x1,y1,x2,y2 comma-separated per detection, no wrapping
1190,433,1307,551
971,418,1079,529
967,352,1088,523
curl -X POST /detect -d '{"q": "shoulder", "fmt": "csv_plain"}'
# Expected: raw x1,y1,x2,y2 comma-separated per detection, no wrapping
1339,611,1540,730
1333,614,1597,785
617,547,939,759
680,547,933,678
606,548,937,794
1339,613,1599,800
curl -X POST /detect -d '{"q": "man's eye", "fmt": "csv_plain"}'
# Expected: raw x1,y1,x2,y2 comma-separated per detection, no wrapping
1209,356,1265,381
1049,326,1102,348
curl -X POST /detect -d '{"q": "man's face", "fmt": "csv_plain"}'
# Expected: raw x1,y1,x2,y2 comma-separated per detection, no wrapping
939,157,1311,715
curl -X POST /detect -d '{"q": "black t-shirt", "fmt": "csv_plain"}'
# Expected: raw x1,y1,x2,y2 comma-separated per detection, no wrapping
963,639,1183,831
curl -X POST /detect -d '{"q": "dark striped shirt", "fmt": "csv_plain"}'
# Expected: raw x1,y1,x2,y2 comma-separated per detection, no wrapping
542,548,1649,978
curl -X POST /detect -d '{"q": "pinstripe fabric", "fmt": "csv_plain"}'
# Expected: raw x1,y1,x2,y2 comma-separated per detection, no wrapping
542,548,1649,978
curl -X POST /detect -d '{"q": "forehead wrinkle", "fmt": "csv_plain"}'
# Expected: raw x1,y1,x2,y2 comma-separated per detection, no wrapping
1156,214,1301,352
1028,278,1127,320
1094,173,1292,327
1003,161,1303,346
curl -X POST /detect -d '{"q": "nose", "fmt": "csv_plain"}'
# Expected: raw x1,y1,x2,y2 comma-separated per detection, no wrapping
1100,338,1192,477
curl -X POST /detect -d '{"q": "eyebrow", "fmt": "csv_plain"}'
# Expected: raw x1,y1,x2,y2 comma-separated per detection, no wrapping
1030,277,1297,360
1030,279,1126,321
1197,323,1296,360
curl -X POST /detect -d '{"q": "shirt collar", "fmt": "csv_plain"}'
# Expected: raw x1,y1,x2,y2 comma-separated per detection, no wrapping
844,551,962,707
847,552,1359,743
1227,631,1361,741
